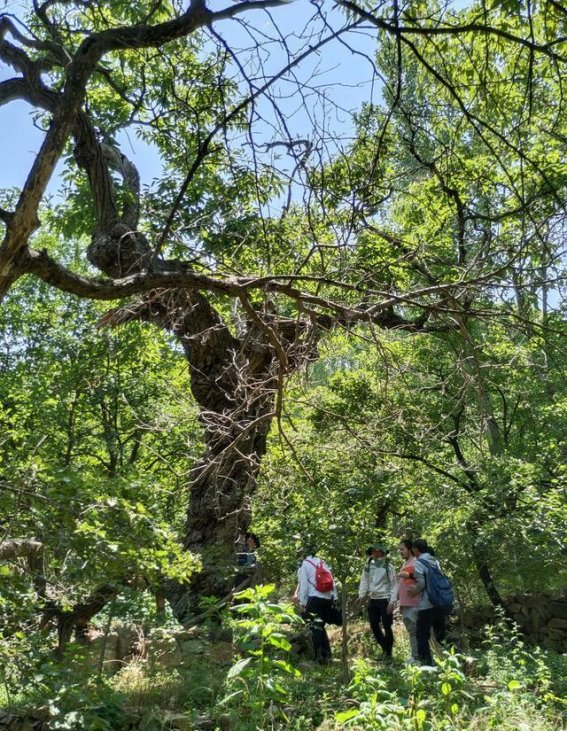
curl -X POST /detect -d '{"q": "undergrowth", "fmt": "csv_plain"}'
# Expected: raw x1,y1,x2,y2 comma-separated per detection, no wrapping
1,592,566,730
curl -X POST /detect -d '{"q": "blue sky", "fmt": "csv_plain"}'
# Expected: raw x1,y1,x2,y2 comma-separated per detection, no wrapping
0,1,380,197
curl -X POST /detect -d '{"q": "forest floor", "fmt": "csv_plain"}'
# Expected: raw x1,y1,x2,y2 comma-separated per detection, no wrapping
1,615,567,730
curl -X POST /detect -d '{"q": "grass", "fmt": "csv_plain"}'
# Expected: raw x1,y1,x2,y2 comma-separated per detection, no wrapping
1,616,566,730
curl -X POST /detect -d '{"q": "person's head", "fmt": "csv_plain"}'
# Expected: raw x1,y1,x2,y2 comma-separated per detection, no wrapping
298,539,317,559
412,538,429,557
369,544,389,561
399,539,413,560
245,532,260,551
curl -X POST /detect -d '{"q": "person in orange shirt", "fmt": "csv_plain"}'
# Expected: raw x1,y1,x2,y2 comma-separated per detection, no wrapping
397,539,420,664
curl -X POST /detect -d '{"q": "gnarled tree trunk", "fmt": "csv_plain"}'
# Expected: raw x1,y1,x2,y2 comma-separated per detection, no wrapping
75,120,292,618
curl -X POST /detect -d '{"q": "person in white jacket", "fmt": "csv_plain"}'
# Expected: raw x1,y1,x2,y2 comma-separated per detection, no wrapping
295,548,338,664
358,544,398,659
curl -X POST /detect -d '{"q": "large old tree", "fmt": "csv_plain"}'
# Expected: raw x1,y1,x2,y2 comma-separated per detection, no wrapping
1,0,566,620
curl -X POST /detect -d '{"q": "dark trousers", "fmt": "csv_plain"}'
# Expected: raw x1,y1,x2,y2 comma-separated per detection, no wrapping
416,606,447,665
304,596,334,662
367,598,394,656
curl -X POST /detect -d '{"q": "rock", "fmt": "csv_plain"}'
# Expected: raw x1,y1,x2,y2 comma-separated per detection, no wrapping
148,643,183,669
532,606,552,621
549,601,567,620
522,595,547,609
176,626,205,641
178,639,205,655
163,713,194,730
548,617,567,630
546,627,566,641
193,715,216,730
84,632,122,672
218,714,233,731
208,626,233,643
32,707,52,721
116,624,141,658
209,641,234,665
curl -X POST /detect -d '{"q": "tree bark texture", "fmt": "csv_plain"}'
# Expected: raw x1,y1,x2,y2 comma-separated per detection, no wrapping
70,121,296,619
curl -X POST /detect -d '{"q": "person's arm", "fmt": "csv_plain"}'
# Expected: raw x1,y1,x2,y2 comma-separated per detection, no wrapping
292,581,300,605
358,565,369,598
298,561,310,607
324,563,339,601
410,560,426,596
388,565,398,606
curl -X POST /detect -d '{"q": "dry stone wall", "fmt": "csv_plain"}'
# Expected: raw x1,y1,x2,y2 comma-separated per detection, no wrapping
459,591,567,653
0,625,231,731
0,710,50,731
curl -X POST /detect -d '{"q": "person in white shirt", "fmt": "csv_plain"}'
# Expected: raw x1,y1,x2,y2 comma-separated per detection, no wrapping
295,547,338,664
358,544,398,659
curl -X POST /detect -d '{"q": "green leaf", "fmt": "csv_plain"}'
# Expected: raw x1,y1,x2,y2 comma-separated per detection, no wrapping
266,633,292,652
218,689,244,706
415,709,427,723
226,657,252,679
273,659,301,677
334,708,360,722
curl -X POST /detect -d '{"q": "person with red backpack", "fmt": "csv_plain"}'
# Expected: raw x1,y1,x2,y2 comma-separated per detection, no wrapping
296,545,338,664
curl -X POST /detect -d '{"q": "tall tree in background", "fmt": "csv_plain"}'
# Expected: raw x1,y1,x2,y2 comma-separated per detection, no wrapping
303,0,567,606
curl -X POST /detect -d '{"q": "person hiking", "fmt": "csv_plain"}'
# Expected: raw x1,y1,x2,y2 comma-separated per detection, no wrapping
235,530,261,566
295,546,338,664
410,538,448,667
397,538,420,664
243,531,260,564
358,544,398,660
234,530,263,590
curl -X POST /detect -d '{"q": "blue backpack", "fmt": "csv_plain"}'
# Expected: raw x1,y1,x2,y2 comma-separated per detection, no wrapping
417,557,454,612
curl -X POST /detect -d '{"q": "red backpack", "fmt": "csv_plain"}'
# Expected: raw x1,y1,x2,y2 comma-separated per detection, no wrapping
306,559,335,593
